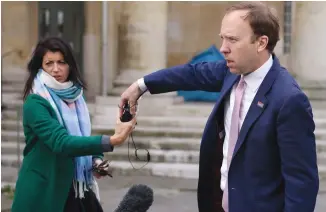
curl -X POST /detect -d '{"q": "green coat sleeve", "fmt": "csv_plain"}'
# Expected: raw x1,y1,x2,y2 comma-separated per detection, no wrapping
23,94,109,157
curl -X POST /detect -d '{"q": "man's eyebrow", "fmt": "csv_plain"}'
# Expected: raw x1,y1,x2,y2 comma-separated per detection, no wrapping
219,34,239,39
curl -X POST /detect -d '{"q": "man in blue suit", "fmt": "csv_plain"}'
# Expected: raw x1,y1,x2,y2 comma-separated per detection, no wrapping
119,2,319,212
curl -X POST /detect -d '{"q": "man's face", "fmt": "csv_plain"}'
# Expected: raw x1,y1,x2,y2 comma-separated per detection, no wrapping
219,10,259,75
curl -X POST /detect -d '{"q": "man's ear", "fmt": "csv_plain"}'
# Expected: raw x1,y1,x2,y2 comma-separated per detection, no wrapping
257,35,269,52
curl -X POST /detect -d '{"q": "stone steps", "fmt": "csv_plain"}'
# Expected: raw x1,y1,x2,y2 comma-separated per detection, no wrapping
1,146,200,164
1,67,27,83
4,138,326,158
1,93,325,119
299,80,326,101
94,100,326,118
96,94,182,105
1,104,95,121
316,119,326,129
2,155,326,181
1,182,16,189
95,96,184,116
3,138,326,153
2,78,326,182
2,120,326,143
311,100,326,110
109,85,179,98
314,110,326,119
162,103,214,118
303,89,326,101
1,120,24,131
317,152,326,165
1,142,25,154
93,116,326,131
2,103,325,125
1,136,201,153
1,154,200,179
92,125,204,138
317,140,326,153
1,99,23,110
316,130,326,140
1,110,19,120
2,93,24,100
1,131,25,142
2,83,25,93
1,123,204,142
5,145,326,166
93,115,208,128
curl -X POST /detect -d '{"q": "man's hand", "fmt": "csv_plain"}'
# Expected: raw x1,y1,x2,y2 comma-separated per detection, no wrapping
119,81,142,117
110,110,137,146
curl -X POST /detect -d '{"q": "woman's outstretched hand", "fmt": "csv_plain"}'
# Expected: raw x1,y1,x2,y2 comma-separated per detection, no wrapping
110,110,137,146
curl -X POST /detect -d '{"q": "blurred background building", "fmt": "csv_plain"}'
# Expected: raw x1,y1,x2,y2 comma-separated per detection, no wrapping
2,1,326,191
2,1,326,100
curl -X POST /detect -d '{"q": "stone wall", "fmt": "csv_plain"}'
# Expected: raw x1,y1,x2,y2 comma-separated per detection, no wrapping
166,1,284,67
1,1,38,71
291,2,326,81
3,1,325,98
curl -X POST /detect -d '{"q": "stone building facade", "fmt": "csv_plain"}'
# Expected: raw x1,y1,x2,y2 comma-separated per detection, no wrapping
2,1,325,101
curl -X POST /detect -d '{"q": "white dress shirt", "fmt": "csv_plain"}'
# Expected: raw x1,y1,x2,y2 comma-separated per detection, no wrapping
137,55,273,191
220,55,273,191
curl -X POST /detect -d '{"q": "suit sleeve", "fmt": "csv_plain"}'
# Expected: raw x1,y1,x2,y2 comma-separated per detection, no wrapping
277,92,319,212
23,95,113,157
144,60,228,94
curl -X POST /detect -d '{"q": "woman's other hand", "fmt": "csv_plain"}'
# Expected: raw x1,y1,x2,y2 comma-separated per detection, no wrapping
92,159,112,179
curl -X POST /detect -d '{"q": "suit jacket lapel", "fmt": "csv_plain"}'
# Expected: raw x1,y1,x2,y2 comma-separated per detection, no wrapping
211,74,240,116
232,57,280,158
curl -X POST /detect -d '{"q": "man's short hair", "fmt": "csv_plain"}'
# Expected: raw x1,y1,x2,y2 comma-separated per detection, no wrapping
226,1,280,53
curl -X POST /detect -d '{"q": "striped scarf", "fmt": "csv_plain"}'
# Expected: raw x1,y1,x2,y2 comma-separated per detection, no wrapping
32,69,99,199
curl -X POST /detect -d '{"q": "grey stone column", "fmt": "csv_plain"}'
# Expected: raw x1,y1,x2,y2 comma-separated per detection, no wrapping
291,2,326,81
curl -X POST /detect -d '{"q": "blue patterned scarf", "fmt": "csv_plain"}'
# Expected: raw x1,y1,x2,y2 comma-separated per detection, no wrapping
32,69,96,199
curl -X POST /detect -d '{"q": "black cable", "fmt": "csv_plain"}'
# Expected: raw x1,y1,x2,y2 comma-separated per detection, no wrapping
127,132,150,170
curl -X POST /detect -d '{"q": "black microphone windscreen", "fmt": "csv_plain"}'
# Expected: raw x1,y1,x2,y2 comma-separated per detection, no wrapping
114,184,154,212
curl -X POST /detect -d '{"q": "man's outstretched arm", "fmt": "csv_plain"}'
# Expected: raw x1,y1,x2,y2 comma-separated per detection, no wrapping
143,61,227,94
119,60,228,115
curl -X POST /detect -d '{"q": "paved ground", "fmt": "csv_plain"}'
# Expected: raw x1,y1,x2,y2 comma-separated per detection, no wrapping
98,176,326,212
2,167,326,211
96,175,198,211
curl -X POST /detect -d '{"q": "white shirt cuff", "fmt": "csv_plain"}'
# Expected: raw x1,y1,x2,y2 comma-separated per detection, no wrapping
137,78,148,93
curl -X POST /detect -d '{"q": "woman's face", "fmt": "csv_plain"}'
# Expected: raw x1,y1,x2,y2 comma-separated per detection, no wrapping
42,51,69,83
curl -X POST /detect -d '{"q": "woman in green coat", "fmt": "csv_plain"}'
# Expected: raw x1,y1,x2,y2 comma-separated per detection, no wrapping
11,37,136,212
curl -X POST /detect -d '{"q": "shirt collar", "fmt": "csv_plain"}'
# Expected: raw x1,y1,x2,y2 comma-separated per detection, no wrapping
243,54,273,92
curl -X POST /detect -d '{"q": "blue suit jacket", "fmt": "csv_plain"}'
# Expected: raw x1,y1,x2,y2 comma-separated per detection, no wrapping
144,55,319,212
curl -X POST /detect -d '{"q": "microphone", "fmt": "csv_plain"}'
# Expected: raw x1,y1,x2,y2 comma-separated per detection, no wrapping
114,184,154,212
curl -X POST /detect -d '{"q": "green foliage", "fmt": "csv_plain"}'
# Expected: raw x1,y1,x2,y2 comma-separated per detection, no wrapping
1,185,15,199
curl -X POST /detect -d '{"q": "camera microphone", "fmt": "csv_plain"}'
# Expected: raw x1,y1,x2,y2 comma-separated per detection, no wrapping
114,184,154,212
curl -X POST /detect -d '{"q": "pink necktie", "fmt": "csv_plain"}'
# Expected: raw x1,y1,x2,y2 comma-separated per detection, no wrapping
222,76,246,212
